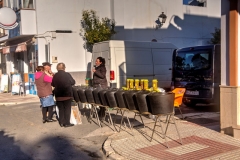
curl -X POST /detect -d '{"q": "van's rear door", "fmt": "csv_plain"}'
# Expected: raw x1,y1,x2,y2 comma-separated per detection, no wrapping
152,49,173,89
115,48,154,88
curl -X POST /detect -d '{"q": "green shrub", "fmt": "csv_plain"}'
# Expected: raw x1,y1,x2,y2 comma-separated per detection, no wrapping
80,10,116,51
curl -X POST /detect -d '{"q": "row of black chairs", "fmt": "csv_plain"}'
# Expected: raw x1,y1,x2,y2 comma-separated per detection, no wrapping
72,86,182,148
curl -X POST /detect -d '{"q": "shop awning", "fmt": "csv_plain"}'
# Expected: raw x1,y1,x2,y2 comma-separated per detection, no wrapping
2,42,27,54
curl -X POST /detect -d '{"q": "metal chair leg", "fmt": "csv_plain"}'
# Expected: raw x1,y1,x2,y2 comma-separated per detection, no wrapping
139,114,145,128
171,115,182,144
106,108,114,126
92,104,101,127
150,116,159,142
126,112,132,130
132,113,137,126
178,107,184,119
119,110,125,131
88,104,102,127
163,115,171,148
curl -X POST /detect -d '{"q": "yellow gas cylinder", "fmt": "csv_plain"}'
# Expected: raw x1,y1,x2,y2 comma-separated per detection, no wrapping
129,79,134,89
135,79,139,90
152,79,158,91
126,79,130,89
144,79,149,90
140,79,144,90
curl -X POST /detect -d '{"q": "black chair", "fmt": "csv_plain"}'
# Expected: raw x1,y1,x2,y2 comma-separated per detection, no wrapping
135,90,152,115
98,89,116,128
114,90,132,131
77,86,88,105
148,92,182,148
72,86,81,103
84,88,101,126
123,90,144,128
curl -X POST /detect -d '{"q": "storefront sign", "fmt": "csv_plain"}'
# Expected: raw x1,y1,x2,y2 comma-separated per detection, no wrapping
2,43,27,54
0,74,9,93
15,43,27,52
11,74,22,94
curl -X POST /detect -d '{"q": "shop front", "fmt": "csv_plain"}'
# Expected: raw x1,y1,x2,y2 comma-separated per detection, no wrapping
0,37,38,94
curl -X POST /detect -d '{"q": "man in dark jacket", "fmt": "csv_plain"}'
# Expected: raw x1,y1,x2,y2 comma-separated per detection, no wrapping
52,63,76,127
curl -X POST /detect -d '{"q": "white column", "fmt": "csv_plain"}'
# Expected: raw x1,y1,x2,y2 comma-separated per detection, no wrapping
23,51,28,73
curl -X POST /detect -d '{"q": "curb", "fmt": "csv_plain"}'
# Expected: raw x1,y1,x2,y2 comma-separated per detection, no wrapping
103,137,126,160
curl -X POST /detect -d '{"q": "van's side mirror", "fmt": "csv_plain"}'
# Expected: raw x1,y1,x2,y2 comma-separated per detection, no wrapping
169,68,172,70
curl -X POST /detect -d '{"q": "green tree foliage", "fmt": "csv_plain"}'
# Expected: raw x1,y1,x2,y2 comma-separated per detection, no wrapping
80,10,116,50
209,27,220,44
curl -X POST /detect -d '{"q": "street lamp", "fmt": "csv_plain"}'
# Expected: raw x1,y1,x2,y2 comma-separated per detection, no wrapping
155,12,167,29
158,12,167,24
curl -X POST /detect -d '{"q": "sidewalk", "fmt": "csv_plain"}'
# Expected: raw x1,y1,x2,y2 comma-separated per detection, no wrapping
1,93,240,159
101,112,240,160
0,93,39,105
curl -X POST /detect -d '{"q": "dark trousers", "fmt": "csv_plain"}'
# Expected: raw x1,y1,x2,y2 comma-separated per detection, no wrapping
56,99,72,125
42,106,54,120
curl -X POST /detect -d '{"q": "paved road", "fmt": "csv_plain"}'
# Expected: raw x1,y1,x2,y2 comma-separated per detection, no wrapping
0,102,110,160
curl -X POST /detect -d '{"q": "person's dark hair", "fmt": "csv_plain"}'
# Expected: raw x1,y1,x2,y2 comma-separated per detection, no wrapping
36,66,44,72
97,57,105,65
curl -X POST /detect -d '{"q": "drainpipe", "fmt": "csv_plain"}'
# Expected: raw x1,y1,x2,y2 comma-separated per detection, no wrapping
229,0,238,86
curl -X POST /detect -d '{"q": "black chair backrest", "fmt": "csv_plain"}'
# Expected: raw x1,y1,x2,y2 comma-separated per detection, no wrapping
135,90,151,113
123,90,139,111
98,90,109,106
72,86,80,102
105,90,118,108
115,90,127,109
77,88,87,103
85,89,95,104
92,88,102,105
148,92,175,115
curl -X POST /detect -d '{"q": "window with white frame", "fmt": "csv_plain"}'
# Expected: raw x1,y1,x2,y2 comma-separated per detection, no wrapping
183,0,207,7
4,0,35,10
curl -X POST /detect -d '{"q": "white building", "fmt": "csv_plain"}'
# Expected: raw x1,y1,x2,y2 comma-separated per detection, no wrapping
0,0,220,85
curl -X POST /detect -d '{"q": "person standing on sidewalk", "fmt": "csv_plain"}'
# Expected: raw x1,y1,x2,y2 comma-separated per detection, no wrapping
35,63,56,123
92,57,108,121
52,62,76,127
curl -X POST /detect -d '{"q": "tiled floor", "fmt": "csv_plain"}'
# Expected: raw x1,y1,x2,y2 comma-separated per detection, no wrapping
104,113,240,160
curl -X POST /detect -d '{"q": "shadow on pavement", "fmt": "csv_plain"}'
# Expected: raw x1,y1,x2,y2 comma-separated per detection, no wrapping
0,129,104,160
0,130,33,160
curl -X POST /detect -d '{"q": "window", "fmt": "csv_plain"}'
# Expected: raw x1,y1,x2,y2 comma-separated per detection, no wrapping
175,50,211,71
21,0,34,9
4,0,35,10
183,0,207,7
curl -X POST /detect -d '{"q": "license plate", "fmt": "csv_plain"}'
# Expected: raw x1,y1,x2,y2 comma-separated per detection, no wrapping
186,90,199,95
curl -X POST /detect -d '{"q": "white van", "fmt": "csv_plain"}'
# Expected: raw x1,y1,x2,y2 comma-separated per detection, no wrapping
92,40,177,89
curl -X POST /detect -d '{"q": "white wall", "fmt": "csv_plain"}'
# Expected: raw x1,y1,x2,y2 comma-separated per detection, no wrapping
113,0,220,48
35,0,221,73
20,10,37,35
35,0,111,73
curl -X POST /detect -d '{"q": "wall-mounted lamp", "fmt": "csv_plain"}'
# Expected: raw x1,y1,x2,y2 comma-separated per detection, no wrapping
155,12,167,29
